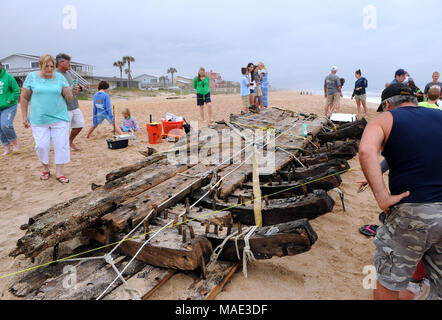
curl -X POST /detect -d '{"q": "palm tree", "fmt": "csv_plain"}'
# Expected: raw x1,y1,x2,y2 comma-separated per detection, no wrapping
167,67,177,85
122,56,135,80
159,76,167,88
113,60,125,81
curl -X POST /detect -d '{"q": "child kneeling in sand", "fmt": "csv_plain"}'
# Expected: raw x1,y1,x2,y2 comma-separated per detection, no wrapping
120,108,140,133
87,81,122,138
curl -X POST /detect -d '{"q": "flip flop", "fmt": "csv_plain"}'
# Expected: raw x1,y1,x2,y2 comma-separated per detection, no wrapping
56,176,70,184
40,171,51,181
359,224,379,237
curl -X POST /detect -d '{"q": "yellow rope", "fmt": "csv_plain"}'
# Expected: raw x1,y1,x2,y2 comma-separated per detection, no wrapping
0,167,351,280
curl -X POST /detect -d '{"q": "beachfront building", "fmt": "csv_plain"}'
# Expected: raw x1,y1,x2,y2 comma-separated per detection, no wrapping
84,76,139,90
0,53,92,87
205,70,239,93
133,74,170,89
175,75,194,90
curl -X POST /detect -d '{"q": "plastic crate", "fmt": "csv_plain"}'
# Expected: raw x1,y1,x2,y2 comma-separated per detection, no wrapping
162,120,184,135
107,138,128,150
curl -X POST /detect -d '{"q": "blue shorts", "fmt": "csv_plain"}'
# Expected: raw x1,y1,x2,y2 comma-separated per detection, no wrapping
197,93,211,106
250,89,256,94
93,113,114,127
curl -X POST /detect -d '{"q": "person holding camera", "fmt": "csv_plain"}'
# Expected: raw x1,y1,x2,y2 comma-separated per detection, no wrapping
55,53,85,152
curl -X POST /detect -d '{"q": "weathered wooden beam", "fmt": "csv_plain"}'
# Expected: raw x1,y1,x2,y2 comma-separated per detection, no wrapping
101,163,217,233
103,265,177,300
115,219,213,271
185,261,241,300
206,219,318,261
317,118,367,143
10,160,191,259
191,189,335,226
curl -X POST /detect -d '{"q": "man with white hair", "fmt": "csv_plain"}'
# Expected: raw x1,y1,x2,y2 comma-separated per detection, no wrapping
323,66,343,117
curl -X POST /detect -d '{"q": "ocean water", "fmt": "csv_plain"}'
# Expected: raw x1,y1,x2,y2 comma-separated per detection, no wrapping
310,90,382,104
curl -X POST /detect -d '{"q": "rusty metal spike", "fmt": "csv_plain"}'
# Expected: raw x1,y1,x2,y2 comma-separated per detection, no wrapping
144,220,150,240
214,224,219,235
227,225,232,236
182,228,187,243
178,224,183,235
302,185,308,196
264,195,269,206
205,222,210,234
238,222,242,234
188,225,195,239
185,197,190,214
163,209,169,220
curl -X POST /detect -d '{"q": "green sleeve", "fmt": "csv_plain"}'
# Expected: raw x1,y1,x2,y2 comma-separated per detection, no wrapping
193,77,197,89
7,74,20,102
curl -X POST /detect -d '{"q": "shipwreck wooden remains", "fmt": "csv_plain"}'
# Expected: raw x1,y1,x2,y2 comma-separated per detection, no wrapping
8,109,367,300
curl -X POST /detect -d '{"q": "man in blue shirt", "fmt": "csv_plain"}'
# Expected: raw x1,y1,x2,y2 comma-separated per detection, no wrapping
240,67,250,113
360,83,442,300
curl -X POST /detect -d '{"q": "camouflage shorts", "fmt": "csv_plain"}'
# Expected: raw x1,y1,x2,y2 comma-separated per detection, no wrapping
374,203,442,296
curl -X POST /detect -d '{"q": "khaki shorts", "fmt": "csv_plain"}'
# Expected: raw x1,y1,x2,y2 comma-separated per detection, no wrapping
326,92,340,106
255,85,262,97
241,95,250,108
354,94,367,101
374,203,442,296
68,108,85,129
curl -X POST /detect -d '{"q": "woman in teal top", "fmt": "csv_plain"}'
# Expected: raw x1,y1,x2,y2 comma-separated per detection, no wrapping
193,67,213,124
21,54,78,183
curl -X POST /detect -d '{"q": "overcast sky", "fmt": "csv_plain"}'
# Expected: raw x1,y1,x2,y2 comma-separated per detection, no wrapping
2,0,441,93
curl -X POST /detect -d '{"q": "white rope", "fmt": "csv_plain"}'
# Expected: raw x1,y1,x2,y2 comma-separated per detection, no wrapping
104,253,142,300
242,226,258,278
206,230,239,271
96,116,302,300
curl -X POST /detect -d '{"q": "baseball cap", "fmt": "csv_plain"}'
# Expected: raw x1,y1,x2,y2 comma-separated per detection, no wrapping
377,83,413,112
395,69,406,77
331,66,338,72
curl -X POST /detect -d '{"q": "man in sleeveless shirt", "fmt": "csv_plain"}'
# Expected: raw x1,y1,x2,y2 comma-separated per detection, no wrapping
359,83,442,300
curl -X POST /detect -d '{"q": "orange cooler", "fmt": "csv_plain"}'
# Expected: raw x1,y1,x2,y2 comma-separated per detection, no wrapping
146,123,163,144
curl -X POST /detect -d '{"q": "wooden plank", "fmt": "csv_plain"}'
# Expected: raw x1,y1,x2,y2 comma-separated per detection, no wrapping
101,163,218,233
11,255,146,300
11,160,190,259
103,265,177,300
184,261,241,300
115,216,214,271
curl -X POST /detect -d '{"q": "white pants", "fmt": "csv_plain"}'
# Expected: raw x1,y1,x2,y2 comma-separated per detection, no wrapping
31,121,70,165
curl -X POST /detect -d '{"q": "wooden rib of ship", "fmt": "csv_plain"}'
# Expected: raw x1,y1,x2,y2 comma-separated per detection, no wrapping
9,108,367,300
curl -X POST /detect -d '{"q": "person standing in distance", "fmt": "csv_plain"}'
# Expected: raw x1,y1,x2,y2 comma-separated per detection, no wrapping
324,66,343,117
193,67,213,124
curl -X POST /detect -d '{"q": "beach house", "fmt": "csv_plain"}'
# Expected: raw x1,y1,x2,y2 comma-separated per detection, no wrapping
0,53,92,87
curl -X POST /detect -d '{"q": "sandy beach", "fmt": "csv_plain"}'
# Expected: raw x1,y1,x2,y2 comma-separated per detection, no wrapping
0,90,382,300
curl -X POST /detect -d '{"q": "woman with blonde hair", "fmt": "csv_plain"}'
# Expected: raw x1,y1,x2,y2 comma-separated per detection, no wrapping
21,54,79,183
258,62,269,108
193,67,213,124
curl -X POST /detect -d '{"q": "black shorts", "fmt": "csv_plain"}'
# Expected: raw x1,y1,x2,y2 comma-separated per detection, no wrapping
197,93,211,106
